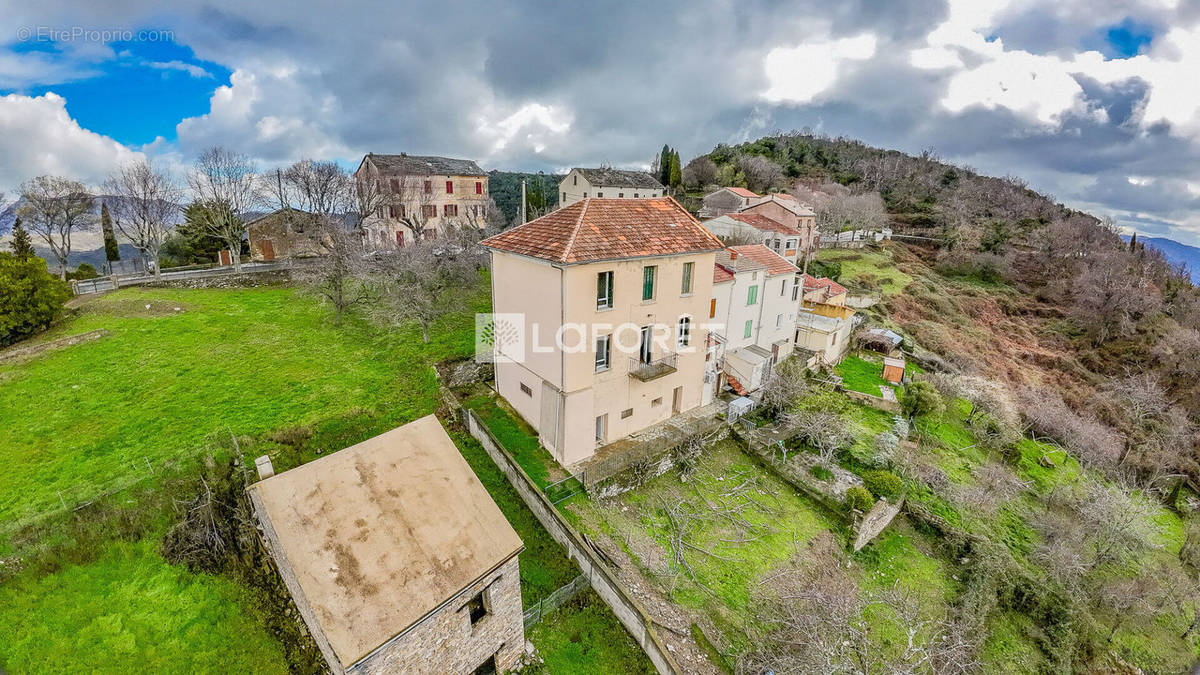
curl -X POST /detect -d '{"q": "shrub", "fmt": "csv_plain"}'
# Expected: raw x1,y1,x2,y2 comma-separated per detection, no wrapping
67,262,99,280
845,486,874,513
862,469,904,499
901,381,943,418
0,252,71,346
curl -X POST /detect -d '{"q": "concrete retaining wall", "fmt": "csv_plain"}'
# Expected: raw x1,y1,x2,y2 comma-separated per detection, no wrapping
844,389,901,413
464,409,682,675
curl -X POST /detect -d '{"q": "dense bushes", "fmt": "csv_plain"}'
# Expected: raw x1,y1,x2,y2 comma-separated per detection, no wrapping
901,381,943,418
0,252,71,346
861,469,904,499
844,485,874,512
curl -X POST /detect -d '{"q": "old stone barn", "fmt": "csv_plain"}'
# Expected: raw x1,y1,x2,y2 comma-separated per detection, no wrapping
248,415,525,674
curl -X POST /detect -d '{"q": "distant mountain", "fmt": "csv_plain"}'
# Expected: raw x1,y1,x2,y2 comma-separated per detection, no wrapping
1123,234,1200,282
0,195,185,235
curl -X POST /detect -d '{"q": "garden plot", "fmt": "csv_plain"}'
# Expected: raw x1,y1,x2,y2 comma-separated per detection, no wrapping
565,438,956,668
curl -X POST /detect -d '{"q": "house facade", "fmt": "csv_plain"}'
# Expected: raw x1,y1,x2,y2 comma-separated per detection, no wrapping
795,299,856,366
248,416,525,675
701,212,807,264
247,209,327,261
482,198,722,465
739,194,818,256
699,187,759,218
801,273,848,305
706,245,800,399
355,153,489,251
558,168,664,208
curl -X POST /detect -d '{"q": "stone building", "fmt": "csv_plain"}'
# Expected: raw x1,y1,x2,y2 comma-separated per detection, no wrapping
248,415,525,675
355,153,490,251
738,194,818,256
558,167,664,207
698,186,759,218
247,208,328,261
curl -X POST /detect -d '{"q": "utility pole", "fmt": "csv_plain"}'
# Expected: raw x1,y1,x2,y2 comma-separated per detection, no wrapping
521,179,527,224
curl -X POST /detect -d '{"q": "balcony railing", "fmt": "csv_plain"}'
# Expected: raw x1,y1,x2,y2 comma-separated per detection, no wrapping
628,354,678,382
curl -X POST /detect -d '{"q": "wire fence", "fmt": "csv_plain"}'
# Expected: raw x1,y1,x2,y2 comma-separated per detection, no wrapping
522,573,589,629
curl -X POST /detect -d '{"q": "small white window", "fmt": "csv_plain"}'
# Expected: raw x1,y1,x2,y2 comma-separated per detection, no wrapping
776,314,783,328
677,316,692,348
595,335,611,372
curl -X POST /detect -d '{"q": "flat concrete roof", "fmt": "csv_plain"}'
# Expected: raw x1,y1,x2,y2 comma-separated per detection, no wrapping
248,415,523,668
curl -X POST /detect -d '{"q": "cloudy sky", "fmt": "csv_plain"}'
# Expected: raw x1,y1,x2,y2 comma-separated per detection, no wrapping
2,0,1199,245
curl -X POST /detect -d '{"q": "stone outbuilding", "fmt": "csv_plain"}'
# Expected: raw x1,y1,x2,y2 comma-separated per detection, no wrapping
247,208,328,261
247,415,525,675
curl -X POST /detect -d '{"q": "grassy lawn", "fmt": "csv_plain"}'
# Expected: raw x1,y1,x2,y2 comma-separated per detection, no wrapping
816,248,913,296
835,353,893,396
462,393,568,490
522,590,655,674
0,286,475,529
0,539,289,674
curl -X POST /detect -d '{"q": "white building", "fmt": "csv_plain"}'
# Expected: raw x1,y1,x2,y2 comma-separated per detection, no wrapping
558,168,664,207
701,212,809,265
704,244,800,401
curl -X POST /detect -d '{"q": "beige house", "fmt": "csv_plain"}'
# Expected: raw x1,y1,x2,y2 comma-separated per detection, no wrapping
558,168,664,207
739,194,818,256
795,301,856,366
800,273,848,305
706,245,800,398
355,153,489,250
248,416,524,675
482,197,722,465
699,187,760,218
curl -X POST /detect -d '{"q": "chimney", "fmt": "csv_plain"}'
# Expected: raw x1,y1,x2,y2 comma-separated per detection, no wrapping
255,455,275,480
729,250,738,260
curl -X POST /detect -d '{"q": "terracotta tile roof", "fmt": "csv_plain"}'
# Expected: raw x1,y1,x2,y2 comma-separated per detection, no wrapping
727,187,759,199
726,374,748,396
801,273,848,296
716,247,768,274
481,197,722,264
724,212,803,236
713,263,735,284
726,244,798,277
743,194,816,217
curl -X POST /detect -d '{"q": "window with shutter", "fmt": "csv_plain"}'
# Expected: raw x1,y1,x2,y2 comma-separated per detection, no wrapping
446,180,454,194
681,262,694,294
476,181,483,194
709,298,717,318
747,285,758,305
423,180,432,194
642,266,656,301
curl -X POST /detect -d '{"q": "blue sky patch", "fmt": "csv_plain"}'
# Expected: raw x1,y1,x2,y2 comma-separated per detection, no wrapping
3,38,230,146
1089,19,1155,58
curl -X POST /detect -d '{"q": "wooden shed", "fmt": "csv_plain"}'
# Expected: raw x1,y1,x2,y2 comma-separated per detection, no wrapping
882,356,906,384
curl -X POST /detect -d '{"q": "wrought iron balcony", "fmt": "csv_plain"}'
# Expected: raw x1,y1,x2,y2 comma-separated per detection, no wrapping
628,354,677,382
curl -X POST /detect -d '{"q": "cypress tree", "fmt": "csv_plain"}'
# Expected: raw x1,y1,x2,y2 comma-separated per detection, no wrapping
668,149,682,188
659,144,672,185
101,202,120,263
9,218,33,258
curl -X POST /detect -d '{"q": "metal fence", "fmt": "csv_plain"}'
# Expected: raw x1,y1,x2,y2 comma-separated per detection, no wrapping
523,574,590,629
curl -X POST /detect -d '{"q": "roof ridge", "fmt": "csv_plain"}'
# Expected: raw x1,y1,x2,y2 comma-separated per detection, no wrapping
561,198,590,262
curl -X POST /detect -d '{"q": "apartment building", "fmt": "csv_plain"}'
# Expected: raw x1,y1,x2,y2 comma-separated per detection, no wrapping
558,168,664,207
355,153,489,250
705,244,800,399
481,198,722,465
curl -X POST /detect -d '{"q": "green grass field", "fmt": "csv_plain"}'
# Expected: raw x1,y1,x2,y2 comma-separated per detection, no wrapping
816,248,913,296
0,287,474,528
0,281,653,672
835,353,892,396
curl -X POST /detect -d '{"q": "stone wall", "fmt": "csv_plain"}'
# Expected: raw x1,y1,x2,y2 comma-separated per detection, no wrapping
464,409,682,675
350,556,524,675
844,389,901,413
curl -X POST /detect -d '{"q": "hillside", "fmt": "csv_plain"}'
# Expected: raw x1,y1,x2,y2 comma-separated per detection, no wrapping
1125,234,1200,282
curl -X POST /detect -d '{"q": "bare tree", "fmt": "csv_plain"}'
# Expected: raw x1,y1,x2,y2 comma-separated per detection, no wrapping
18,175,95,279
369,242,480,342
717,228,765,247
736,155,784,193
104,160,181,276
787,409,854,467
1072,250,1161,344
759,360,809,418
188,147,262,272
681,156,718,189
1152,326,1200,380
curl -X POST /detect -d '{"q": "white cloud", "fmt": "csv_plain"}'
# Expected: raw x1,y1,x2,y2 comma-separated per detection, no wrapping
475,102,572,156
0,92,142,193
761,34,877,104
913,0,1200,134
146,60,212,79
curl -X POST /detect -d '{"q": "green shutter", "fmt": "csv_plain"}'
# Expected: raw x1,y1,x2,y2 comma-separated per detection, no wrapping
681,262,693,294
744,320,753,338
643,266,656,301
747,285,758,305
